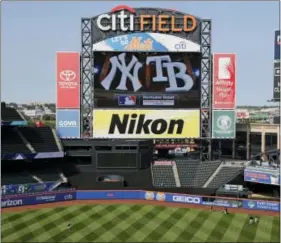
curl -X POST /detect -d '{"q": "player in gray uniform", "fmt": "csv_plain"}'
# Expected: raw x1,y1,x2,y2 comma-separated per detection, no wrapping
249,216,254,224
254,217,259,224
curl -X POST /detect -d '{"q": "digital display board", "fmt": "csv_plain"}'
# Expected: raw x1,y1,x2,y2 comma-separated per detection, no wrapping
93,52,201,109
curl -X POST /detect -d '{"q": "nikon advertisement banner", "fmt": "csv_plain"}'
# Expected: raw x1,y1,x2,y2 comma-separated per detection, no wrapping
212,110,236,139
92,109,200,139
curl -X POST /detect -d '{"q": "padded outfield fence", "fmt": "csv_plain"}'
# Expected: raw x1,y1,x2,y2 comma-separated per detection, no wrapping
1,190,280,212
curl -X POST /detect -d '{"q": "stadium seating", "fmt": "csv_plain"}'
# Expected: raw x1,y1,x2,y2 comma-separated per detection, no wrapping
32,169,62,182
171,160,223,187
18,127,60,152
27,159,64,181
175,160,199,187
206,166,243,188
1,103,24,121
152,164,177,187
1,127,31,154
2,160,37,186
193,160,222,187
2,171,36,185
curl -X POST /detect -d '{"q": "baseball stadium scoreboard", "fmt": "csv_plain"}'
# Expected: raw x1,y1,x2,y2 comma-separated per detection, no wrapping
55,6,237,152
90,6,203,140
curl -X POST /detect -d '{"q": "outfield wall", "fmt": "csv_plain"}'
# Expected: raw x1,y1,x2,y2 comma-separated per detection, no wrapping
1,190,280,212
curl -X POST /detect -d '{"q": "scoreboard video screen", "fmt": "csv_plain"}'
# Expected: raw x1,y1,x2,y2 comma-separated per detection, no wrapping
93,51,201,109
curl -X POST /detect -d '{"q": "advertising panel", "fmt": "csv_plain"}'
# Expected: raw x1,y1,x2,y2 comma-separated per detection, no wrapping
56,52,80,109
1,182,59,196
243,200,280,212
93,52,201,109
1,191,76,208
56,109,80,138
168,194,201,204
224,184,243,191
274,30,280,61
236,109,249,119
244,170,280,185
212,53,236,109
201,199,243,208
273,61,280,100
92,109,200,139
2,189,280,212
212,110,236,139
92,33,200,52
142,191,202,204
76,191,140,200
92,6,201,49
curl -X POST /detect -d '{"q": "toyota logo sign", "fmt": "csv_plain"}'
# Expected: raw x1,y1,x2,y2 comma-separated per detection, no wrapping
60,70,76,82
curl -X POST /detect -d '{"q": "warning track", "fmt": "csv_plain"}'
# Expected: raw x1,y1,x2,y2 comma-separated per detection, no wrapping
2,199,279,216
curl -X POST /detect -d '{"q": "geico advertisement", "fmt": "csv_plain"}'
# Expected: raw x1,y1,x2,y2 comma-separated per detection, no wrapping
92,110,200,138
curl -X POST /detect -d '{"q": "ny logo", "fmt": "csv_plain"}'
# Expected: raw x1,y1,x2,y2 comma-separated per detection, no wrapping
100,53,194,92
101,53,142,92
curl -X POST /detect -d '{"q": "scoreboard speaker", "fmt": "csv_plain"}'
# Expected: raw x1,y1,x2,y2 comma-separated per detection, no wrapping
93,139,153,170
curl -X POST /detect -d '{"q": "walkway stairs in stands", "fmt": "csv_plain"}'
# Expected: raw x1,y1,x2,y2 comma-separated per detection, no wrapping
52,128,63,151
203,163,224,188
15,128,36,153
172,162,181,187
32,175,44,184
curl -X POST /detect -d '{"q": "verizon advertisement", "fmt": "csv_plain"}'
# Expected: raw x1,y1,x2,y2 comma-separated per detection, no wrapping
56,52,80,109
93,52,201,109
212,53,236,109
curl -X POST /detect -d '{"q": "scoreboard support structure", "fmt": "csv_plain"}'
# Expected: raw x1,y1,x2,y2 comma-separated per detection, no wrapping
200,20,212,161
81,18,93,136
80,17,213,161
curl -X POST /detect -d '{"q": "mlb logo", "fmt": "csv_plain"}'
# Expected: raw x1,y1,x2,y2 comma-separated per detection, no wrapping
118,95,136,106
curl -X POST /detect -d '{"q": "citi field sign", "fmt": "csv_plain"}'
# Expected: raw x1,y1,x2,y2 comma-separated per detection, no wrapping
96,5,197,32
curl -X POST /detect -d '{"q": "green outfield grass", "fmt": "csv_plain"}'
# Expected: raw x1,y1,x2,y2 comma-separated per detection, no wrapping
1,204,280,242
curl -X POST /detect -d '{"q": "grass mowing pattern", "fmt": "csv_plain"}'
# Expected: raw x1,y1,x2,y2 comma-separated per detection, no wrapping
1,204,280,242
